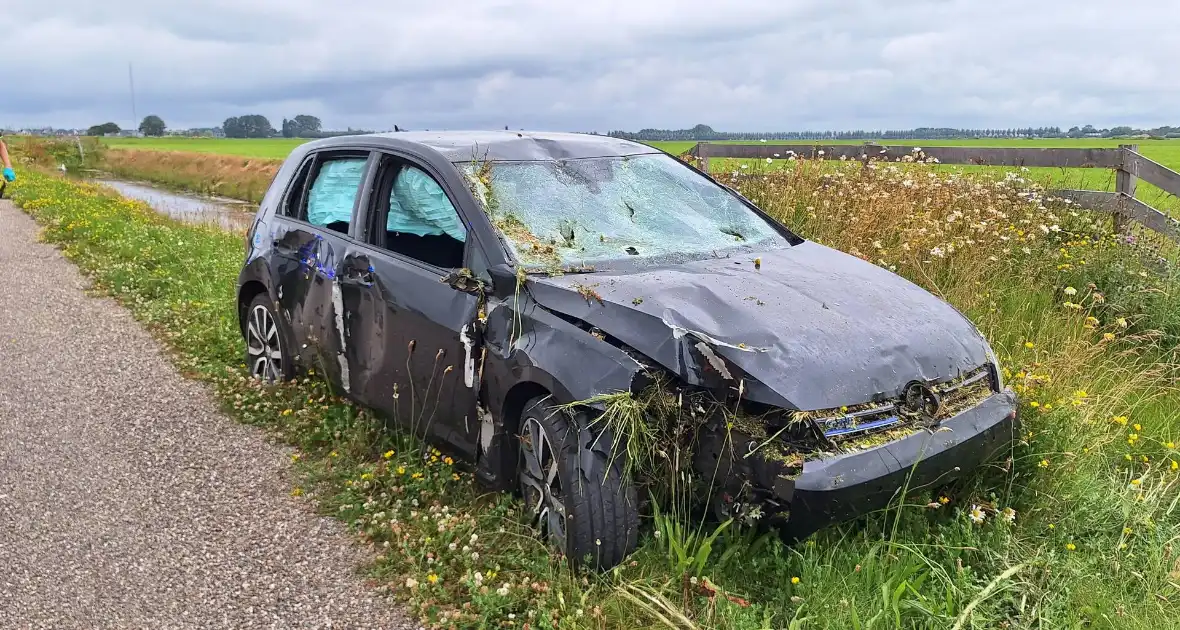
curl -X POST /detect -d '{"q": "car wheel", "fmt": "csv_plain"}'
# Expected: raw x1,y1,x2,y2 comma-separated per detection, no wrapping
245,293,293,383
517,396,639,570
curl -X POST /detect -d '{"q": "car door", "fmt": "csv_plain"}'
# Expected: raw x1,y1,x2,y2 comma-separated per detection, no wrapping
269,149,374,381
335,152,483,457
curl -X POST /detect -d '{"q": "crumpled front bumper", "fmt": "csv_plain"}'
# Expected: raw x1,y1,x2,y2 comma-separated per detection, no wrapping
777,389,1019,539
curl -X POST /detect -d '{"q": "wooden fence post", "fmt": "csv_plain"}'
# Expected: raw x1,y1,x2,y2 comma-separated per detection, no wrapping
698,142,710,174
1115,144,1139,233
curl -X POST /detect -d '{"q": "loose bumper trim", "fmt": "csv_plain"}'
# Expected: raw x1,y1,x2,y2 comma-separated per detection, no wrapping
778,390,1018,538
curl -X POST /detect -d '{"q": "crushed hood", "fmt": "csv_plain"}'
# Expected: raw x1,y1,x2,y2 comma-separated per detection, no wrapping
526,241,992,410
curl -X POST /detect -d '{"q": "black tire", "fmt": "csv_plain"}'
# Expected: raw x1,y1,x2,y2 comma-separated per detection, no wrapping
518,396,639,570
244,293,295,383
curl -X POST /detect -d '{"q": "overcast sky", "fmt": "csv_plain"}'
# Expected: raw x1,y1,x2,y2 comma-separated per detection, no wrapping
2,0,1176,132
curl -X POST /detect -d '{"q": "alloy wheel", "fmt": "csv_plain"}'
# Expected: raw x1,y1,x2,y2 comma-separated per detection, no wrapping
247,304,283,382
519,416,567,551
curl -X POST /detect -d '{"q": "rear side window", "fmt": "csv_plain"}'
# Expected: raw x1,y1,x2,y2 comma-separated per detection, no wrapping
280,159,314,219
305,158,367,235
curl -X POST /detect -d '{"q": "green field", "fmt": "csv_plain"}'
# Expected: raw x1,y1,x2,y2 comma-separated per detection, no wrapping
647,138,1180,169
103,136,310,158
103,136,1180,211
647,138,1180,212
104,136,1180,168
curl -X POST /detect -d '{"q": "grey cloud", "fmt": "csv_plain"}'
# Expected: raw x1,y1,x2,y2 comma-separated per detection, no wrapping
2,0,1178,132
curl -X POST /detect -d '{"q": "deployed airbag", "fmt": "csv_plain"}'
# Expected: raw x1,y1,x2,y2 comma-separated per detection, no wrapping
306,158,366,227
387,166,467,242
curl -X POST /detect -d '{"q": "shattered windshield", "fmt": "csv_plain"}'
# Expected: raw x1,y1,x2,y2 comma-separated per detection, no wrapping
462,154,790,268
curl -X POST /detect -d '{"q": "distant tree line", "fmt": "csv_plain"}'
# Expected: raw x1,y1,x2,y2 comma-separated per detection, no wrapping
217,114,374,139
609,123,1180,142
87,122,121,136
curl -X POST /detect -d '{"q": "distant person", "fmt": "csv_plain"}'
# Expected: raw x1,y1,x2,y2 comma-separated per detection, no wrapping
0,134,14,182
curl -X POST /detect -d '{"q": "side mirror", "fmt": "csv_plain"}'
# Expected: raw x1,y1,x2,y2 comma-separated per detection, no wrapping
442,268,487,295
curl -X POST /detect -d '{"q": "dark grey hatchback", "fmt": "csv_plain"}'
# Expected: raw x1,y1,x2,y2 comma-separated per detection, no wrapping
236,131,1018,570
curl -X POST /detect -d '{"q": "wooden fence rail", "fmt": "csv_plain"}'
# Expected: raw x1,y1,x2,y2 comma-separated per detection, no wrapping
689,142,1180,241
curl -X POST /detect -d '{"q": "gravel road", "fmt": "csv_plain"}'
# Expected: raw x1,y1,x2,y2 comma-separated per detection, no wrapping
0,200,415,629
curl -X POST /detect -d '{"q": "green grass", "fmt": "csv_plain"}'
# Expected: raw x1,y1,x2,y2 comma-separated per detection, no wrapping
647,138,1180,170
649,139,1180,215
104,136,1180,172
102,136,312,158
103,136,1180,212
7,164,1180,629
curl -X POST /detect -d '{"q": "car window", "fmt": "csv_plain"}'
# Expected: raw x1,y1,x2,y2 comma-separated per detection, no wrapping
279,158,314,219
305,157,367,235
369,158,466,269
462,154,790,267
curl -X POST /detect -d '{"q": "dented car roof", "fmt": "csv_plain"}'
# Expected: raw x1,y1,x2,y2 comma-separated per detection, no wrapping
302,130,664,163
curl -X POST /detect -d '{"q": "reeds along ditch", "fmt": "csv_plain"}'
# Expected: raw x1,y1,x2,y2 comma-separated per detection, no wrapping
100,148,281,203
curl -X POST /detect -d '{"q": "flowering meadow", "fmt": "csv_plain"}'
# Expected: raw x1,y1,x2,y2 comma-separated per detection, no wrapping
6,149,1180,628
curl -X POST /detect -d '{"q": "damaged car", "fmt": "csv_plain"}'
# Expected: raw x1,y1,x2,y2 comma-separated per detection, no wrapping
236,131,1018,570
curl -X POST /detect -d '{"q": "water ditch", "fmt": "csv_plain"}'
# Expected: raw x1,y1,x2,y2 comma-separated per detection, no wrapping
92,178,256,232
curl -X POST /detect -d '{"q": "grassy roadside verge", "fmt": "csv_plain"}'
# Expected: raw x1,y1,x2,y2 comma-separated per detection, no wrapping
7,163,1180,628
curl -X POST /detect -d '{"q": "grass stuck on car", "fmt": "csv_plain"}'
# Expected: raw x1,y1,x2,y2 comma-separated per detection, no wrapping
236,130,1019,570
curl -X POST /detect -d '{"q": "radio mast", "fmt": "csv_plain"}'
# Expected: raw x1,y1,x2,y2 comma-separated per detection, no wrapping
128,62,138,133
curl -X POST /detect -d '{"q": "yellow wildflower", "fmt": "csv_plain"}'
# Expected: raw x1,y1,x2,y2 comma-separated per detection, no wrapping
396,466,406,475
1103,332,1116,342
1132,423,1141,432
1065,543,1076,551
1038,459,1049,468
427,574,439,585
1167,442,1176,450
383,450,395,459
1024,341,1035,349
1171,460,1178,471
444,457,454,466
1113,416,1128,426
791,576,800,585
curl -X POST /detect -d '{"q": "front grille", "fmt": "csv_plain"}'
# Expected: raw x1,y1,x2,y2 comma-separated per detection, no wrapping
799,365,997,443
933,365,996,419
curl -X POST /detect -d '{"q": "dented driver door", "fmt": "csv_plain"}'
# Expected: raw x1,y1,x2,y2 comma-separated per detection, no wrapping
338,153,483,458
